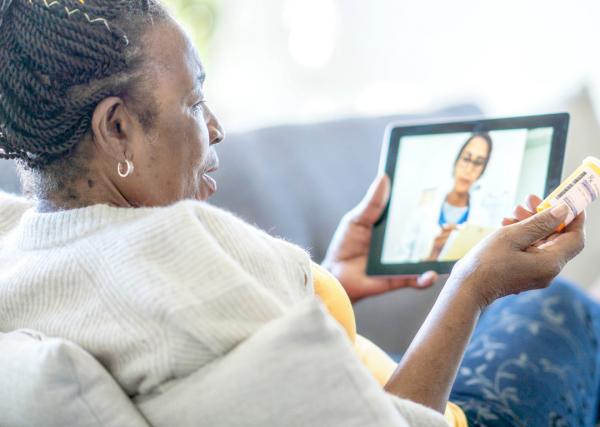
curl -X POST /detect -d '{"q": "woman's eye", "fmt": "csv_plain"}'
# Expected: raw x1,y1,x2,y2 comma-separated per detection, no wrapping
192,100,206,114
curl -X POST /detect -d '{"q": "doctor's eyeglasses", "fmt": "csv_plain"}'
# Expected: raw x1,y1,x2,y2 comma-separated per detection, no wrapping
458,155,487,168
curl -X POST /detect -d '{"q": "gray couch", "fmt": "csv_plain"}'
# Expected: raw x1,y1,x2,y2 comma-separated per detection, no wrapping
0,104,480,353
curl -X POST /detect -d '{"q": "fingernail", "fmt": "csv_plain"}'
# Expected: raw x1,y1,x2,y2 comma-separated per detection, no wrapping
550,203,569,219
417,271,435,286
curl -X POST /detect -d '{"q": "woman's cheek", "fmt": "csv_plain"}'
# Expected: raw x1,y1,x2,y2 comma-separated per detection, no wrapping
183,124,206,167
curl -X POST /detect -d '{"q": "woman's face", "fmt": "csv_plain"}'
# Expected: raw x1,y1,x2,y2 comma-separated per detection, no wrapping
453,136,490,193
116,18,224,206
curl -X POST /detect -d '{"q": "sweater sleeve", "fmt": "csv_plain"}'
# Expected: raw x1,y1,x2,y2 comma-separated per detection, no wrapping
188,201,314,303
388,394,450,427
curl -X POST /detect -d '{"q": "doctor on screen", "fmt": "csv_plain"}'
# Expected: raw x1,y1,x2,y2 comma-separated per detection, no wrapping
403,132,494,262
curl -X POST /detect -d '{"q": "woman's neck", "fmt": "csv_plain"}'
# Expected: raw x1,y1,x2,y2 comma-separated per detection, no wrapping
31,173,134,213
446,190,469,207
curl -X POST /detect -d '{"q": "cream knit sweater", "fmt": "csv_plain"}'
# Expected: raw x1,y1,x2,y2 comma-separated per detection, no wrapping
0,192,448,426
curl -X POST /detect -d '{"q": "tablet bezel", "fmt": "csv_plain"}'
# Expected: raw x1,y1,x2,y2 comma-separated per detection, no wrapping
367,113,570,276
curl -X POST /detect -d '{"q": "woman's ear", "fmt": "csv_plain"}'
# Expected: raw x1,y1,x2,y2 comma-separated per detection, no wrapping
90,97,135,161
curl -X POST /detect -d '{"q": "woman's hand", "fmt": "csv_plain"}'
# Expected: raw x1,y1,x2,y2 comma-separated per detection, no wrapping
502,194,543,225
427,224,457,261
385,195,585,412
450,196,585,309
322,175,438,302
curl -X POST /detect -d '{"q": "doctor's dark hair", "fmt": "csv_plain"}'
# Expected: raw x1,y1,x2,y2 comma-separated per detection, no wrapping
453,132,493,178
0,0,167,169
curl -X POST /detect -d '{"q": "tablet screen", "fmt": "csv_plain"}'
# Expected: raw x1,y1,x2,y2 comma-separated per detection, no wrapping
368,114,568,275
382,127,552,263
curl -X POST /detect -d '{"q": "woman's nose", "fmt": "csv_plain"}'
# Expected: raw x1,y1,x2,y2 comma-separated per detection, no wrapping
208,110,225,145
211,123,224,145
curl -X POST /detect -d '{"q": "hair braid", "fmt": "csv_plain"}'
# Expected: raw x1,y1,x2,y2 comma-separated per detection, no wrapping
14,11,124,68
0,0,167,168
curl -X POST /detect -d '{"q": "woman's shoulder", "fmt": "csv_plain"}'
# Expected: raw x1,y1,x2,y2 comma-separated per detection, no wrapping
174,199,307,252
168,199,313,302
182,198,310,256
115,199,312,281
81,200,314,316
145,199,269,242
0,191,32,207
0,192,34,234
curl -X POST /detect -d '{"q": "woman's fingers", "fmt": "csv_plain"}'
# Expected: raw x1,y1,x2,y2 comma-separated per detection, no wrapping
367,277,415,293
365,271,438,294
525,194,543,211
537,212,586,261
502,217,518,226
504,195,543,226
416,271,438,288
513,204,535,221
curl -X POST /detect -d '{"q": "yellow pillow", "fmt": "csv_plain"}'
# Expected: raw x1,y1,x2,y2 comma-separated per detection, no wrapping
311,263,356,342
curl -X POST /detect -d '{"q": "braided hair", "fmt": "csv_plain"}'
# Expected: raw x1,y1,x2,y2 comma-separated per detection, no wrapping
0,0,166,170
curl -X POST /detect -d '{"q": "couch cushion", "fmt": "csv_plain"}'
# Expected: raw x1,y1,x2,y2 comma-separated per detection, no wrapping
0,329,149,427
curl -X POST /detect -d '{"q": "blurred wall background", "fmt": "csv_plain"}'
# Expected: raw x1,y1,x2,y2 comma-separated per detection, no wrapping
164,0,600,132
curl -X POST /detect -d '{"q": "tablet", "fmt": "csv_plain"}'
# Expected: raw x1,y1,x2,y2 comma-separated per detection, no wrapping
367,113,569,276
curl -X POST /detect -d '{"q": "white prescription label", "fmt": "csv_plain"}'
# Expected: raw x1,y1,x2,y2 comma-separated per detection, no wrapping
549,166,600,225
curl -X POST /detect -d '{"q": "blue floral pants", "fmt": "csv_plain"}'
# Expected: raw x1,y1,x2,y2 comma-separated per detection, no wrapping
449,279,600,426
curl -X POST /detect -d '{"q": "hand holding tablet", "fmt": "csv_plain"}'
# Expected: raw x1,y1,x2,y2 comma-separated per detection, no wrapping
367,113,570,276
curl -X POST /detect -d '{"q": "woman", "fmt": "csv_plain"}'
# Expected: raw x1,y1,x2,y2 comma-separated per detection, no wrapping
0,1,595,426
401,133,495,262
429,133,493,260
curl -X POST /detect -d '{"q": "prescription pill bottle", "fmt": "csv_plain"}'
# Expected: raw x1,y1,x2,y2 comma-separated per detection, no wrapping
537,156,600,230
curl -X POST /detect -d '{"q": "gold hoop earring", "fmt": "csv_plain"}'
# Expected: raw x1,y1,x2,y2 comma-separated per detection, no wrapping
117,159,134,178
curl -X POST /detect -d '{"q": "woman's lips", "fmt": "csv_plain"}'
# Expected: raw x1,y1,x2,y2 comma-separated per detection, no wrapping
202,173,217,195
199,156,219,199
205,156,219,174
